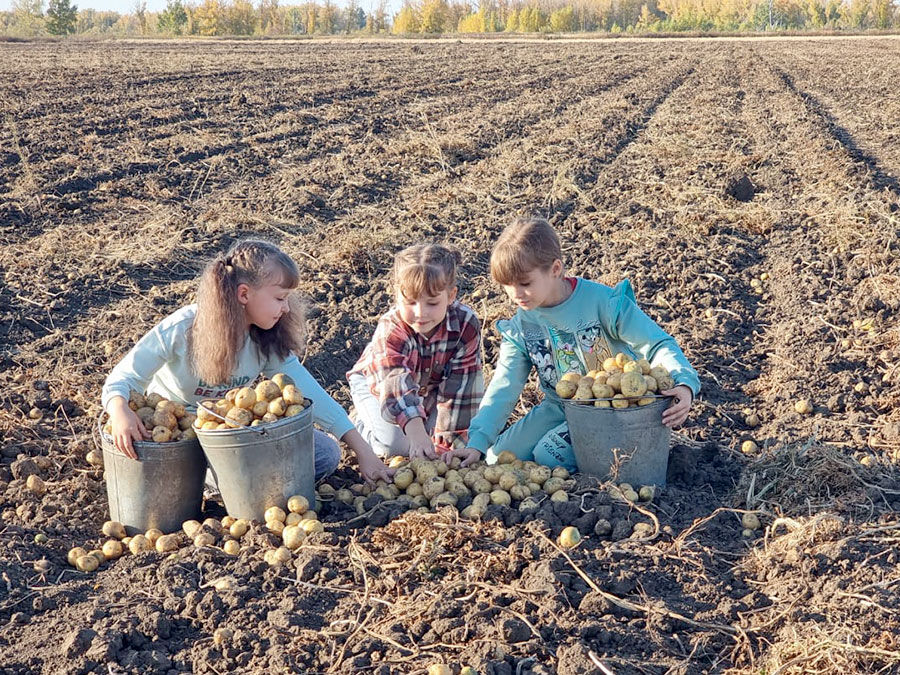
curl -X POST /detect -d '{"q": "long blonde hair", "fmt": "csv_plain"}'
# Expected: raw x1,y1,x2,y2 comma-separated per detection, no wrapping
393,243,460,299
189,239,305,385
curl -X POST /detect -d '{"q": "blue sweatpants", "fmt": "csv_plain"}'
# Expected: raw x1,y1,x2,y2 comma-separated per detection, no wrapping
485,402,577,471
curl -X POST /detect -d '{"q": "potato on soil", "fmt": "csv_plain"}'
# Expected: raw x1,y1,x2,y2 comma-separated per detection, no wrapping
550,489,568,502
223,540,241,556
229,520,249,538
496,450,517,465
490,489,511,506
267,520,285,535
287,495,309,514
427,665,452,675
742,512,761,530
300,519,324,534
129,534,152,554
155,534,179,553
102,540,124,560
182,520,202,539
558,526,582,549
68,547,88,567
794,399,813,415
214,627,234,645
194,532,215,548
24,474,45,495
741,440,759,454
76,555,99,572
638,486,654,502
282,525,306,550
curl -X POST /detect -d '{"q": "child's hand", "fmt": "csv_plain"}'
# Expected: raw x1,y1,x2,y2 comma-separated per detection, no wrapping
661,385,693,428
442,447,481,467
357,449,394,485
405,418,436,460
108,396,149,460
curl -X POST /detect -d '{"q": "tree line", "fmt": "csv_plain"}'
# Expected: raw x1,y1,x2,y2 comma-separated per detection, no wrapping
2,0,897,37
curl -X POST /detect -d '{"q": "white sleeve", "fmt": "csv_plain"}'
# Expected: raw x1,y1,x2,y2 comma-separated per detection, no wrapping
101,325,172,411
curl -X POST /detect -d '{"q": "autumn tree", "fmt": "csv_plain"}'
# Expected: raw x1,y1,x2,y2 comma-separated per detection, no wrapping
46,0,77,34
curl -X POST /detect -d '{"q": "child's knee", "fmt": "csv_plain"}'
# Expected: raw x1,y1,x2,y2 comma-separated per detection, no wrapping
532,423,577,471
314,432,341,479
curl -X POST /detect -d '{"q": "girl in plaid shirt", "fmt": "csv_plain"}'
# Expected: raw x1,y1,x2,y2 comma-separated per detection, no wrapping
347,244,484,459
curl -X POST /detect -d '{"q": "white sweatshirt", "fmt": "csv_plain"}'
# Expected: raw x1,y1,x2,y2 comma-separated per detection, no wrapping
101,305,354,439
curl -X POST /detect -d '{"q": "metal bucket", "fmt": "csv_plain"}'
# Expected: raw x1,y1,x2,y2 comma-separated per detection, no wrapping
195,401,315,521
99,422,206,535
562,397,672,486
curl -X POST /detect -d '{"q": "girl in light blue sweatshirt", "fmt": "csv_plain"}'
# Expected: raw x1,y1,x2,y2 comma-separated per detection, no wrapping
443,216,700,471
102,239,391,484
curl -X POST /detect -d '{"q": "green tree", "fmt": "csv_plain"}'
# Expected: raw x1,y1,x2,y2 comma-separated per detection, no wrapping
46,0,76,34
157,0,187,33
226,0,257,33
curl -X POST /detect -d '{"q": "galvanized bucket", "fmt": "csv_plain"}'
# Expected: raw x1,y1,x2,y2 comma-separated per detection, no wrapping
98,421,206,535
562,397,672,486
195,401,315,521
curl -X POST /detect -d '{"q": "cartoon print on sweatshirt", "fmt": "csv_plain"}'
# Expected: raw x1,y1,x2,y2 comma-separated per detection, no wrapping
524,336,557,387
575,324,613,372
552,329,584,375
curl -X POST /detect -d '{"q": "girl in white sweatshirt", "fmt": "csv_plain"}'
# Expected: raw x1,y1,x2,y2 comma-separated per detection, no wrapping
102,239,391,483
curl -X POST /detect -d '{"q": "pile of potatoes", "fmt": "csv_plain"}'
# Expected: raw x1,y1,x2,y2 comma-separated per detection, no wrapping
102,390,198,443
323,450,574,521
555,353,674,408
66,493,323,573
194,373,307,431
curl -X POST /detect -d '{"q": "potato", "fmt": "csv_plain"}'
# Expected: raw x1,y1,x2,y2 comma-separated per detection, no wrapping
620,371,648,398
422,476,446,500
606,372,622,393
623,489,639,502
129,391,146,409
602,357,619,372
223,540,241,556
22,473,44,496
220,516,236,529
591,381,614,399
431,492,458,509
76,554,99,572
267,520,285,535
527,481,542,493
182,520,202,538
496,450,516,465
573,383,594,402
194,532,215,548
121,536,132,547
550,489,568,502
86,450,104,467
336,488,354,504
741,440,759,454
643,375,659,393
233,387,256,410
229,520,249,538
214,626,234,645
255,380,281,403
136,406,155,424
509,484,531,501
558,526,581,549
615,352,631,367
197,403,217,422
152,409,178,430
543,477,565,494
561,372,582,384
497,472,519,492
265,506,287,523
428,665,452,675
446,481,470,499
518,497,541,512
156,400,177,416
282,384,304,406
636,358,651,375
271,373,294,389
433,459,447,476
472,493,491,510
744,410,760,428
622,360,642,374
155,534,179,553
406,482,424,497
638,486,654,502
460,505,484,520
636,397,655,406
794,399,813,415
145,393,163,408
611,394,629,409
415,462,438,483
483,466,503,484
129,534,152,554
490,490,511,506
251,400,269,418
214,399,233,418
551,466,569,480
555,380,577,399
742,512,761,530
282,524,306,550
388,456,409,469
529,465,551,486
225,406,253,428
144,528,163,544
273,546,292,563
285,404,305,417
68,546,88,566
151,426,172,443
287,495,309,514
300,519,324,534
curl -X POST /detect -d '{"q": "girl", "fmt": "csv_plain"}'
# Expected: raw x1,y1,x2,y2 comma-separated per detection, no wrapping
347,243,483,460
102,239,391,484
443,216,699,470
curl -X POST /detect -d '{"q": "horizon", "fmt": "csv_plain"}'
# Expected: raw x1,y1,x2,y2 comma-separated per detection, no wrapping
0,0,401,14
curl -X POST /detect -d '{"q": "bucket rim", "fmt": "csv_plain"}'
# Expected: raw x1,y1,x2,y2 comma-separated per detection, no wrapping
97,415,202,454
561,395,673,412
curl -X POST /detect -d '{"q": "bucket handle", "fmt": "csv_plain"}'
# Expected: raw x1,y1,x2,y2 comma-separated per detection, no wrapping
562,394,674,405
197,401,269,436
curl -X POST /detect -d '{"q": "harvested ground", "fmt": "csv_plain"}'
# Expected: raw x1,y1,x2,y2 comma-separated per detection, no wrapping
1,37,899,675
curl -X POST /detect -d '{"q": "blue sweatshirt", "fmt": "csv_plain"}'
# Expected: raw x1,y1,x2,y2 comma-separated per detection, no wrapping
101,305,355,439
466,278,700,453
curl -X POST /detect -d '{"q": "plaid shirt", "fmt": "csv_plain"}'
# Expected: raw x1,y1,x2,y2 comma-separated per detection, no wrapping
347,301,483,453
